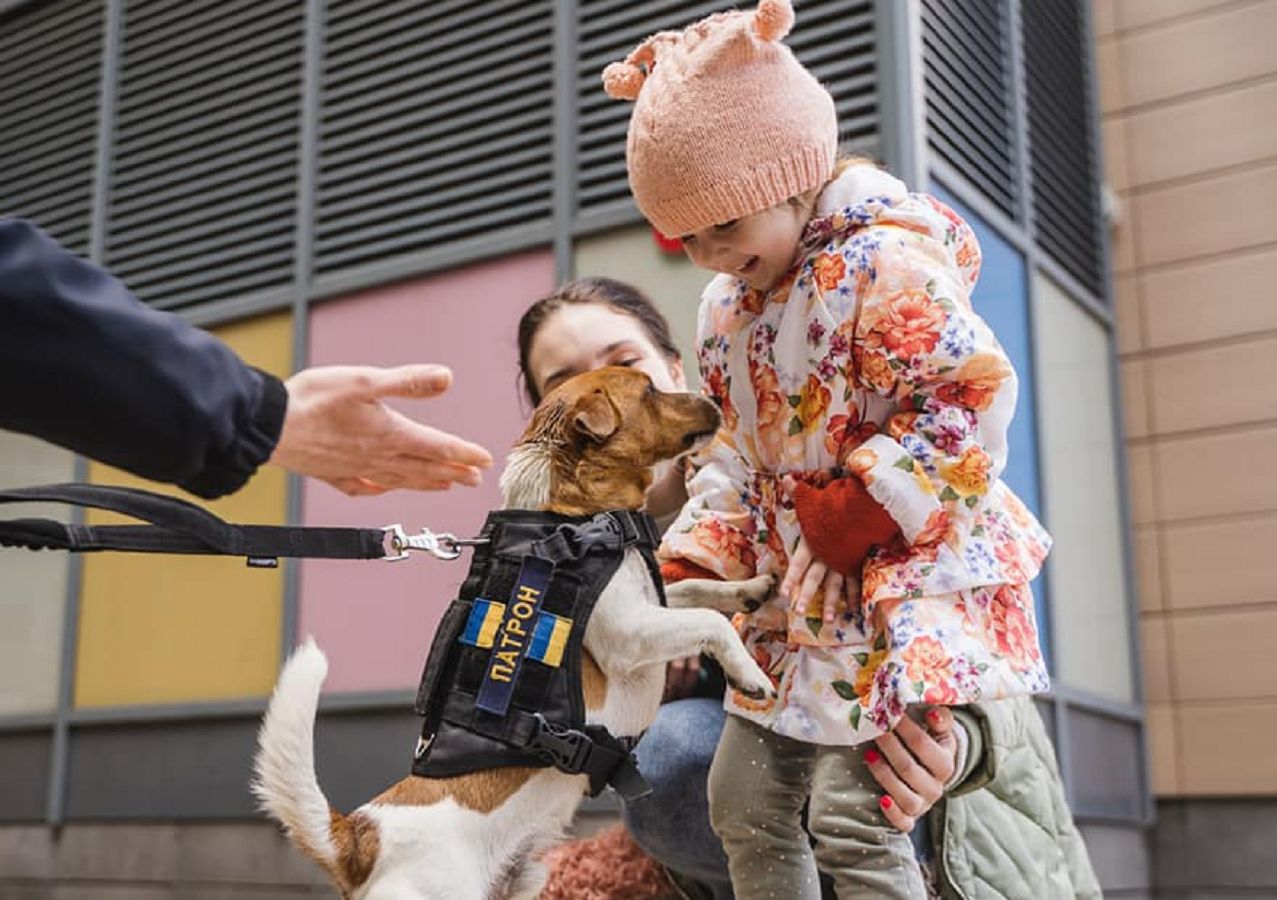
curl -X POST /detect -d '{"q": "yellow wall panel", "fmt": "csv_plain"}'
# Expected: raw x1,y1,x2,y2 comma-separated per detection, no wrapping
75,313,292,708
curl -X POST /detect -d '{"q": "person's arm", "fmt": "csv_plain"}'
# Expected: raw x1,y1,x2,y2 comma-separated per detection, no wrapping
794,216,1014,572
0,218,493,499
0,218,286,498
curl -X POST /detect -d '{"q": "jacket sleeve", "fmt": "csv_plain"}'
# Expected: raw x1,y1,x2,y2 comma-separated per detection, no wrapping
0,218,287,499
837,220,1016,546
657,294,758,581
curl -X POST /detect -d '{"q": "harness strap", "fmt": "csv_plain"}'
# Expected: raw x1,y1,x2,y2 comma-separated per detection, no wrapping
0,483,385,563
438,691,651,800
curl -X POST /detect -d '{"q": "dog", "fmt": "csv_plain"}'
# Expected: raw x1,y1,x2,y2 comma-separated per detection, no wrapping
252,366,775,900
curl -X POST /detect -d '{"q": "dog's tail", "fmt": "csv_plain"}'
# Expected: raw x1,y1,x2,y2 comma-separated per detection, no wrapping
252,638,355,881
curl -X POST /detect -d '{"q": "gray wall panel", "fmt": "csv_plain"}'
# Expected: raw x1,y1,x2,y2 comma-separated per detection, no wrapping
0,730,52,822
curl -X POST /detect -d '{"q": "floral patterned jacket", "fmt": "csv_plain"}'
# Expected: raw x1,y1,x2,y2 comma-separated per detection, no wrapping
659,166,1051,743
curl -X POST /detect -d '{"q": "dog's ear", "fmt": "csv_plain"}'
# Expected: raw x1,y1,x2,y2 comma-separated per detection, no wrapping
572,389,619,443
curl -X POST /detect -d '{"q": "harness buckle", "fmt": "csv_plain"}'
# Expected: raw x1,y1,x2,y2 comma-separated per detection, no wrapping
527,713,593,773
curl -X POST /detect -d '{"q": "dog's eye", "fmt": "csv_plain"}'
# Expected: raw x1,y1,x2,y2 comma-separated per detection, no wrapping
645,381,657,396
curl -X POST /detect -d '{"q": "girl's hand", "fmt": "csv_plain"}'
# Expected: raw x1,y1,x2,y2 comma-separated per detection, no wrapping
780,534,852,625
864,708,960,832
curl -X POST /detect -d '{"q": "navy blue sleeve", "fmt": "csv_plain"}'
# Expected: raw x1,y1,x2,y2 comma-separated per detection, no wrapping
0,218,287,499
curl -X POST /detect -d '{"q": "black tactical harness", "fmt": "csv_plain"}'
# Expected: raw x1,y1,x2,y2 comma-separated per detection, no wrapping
410,507,665,801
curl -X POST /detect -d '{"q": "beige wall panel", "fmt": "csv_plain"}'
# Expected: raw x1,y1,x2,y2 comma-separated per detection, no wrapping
1141,616,1172,702
1102,116,1131,191
1034,275,1134,702
1154,426,1277,521
1168,608,1277,701
1148,335,1277,434
1092,0,1117,38
1178,700,1277,794
1141,248,1277,349
1146,703,1181,794
1125,80,1277,186
1134,526,1164,612
1127,443,1158,525
574,226,714,390
0,433,75,715
1096,36,1126,115
1162,514,1277,610
1133,163,1277,268
1110,203,1139,273
1113,274,1143,355
1116,3,1277,110
1121,358,1150,439
1116,0,1248,33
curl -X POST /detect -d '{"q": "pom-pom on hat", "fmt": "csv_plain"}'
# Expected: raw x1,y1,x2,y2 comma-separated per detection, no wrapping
602,0,838,238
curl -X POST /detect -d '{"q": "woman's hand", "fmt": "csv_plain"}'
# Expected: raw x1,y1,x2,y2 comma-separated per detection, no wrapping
864,707,960,832
663,655,702,702
780,534,853,625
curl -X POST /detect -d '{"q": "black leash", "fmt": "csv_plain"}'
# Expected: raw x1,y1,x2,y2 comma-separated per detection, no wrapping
0,483,478,567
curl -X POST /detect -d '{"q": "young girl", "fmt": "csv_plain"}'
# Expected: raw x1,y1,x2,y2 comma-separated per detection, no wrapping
603,2,1052,898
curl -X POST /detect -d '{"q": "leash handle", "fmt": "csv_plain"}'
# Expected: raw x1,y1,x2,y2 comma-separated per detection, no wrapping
0,483,388,562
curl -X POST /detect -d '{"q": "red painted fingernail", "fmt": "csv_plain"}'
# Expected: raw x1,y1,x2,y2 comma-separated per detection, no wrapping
864,748,881,765
879,796,893,811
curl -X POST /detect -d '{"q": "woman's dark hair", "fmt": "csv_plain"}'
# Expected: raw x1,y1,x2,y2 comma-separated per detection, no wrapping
517,276,680,405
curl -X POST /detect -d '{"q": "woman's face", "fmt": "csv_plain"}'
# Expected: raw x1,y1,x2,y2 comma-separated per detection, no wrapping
527,303,685,403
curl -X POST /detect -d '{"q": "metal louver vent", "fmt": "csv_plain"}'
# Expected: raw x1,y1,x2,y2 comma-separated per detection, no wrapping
105,0,303,312
576,0,879,225
922,0,1017,219
0,0,102,256
1024,0,1102,296
315,0,555,278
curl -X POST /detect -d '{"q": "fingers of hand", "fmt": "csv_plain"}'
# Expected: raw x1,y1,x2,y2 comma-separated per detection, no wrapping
367,364,453,400
326,476,388,497
874,730,944,810
878,797,916,833
822,570,843,624
388,417,494,470
894,713,957,784
780,538,813,603
796,558,826,618
864,745,927,821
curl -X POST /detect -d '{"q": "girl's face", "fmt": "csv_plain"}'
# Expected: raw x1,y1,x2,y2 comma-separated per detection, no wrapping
679,199,813,292
527,303,685,403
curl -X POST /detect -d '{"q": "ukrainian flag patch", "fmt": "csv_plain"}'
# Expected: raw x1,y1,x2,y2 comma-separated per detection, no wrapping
460,598,505,649
460,599,571,668
527,613,572,668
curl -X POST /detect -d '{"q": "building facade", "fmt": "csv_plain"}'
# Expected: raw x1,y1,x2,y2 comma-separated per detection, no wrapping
1095,0,1277,897
0,0,1156,896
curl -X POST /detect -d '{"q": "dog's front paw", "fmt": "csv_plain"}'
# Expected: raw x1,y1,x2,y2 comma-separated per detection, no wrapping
735,574,776,612
724,658,775,701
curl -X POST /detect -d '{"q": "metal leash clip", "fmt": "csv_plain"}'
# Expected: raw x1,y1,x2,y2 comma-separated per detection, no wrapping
382,525,487,562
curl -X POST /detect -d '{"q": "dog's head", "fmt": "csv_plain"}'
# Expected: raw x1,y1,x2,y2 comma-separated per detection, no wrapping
501,366,721,515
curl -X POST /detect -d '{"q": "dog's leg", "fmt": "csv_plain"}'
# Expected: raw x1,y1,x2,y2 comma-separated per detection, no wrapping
506,860,549,900
665,573,775,613
588,601,773,700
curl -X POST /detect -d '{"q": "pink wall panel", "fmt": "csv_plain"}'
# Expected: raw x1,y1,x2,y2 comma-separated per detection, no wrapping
300,251,554,692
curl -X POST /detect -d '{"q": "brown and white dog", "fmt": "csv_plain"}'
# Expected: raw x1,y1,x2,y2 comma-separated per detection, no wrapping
252,367,774,900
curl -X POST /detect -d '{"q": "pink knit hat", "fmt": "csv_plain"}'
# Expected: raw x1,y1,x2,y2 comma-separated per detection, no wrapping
602,0,838,238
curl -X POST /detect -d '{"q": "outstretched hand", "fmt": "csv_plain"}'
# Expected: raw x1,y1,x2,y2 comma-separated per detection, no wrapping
270,364,493,495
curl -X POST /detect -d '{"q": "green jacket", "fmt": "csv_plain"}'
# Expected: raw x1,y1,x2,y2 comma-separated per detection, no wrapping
936,698,1102,900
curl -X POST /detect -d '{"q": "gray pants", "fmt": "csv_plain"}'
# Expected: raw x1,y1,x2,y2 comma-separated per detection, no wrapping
708,714,928,900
